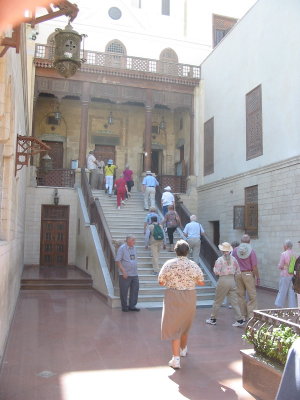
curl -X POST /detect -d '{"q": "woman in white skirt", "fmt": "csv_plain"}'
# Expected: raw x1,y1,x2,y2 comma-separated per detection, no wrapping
158,240,204,369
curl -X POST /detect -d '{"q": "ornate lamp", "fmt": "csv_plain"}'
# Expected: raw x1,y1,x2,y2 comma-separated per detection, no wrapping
53,23,85,78
159,116,166,131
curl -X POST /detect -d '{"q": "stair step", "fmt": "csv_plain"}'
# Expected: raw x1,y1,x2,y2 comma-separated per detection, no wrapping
90,188,216,304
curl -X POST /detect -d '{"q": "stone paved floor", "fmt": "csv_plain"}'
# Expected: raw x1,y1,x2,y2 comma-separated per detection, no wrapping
0,288,276,400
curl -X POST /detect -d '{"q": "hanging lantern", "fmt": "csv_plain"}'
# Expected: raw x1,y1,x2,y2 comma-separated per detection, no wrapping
53,23,83,78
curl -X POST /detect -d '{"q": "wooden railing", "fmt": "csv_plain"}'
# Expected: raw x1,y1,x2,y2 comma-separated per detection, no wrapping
157,175,187,193
36,168,75,187
81,169,118,284
156,185,220,275
34,44,201,80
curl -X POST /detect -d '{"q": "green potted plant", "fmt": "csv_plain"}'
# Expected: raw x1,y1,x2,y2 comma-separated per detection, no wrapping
240,308,300,400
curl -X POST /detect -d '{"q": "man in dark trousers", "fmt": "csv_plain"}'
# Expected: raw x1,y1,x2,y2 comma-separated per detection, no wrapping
115,235,140,312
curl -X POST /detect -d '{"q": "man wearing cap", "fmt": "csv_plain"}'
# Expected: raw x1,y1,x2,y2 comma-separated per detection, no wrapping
142,171,159,210
104,159,117,196
232,234,260,321
161,186,175,216
183,215,205,264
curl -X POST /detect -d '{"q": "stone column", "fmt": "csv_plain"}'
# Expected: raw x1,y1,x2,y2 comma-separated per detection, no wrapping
144,90,153,172
78,82,90,168
189,108,195,175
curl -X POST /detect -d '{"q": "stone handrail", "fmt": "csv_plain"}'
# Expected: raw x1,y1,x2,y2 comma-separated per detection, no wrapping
34,44,201,80
81,169,118,284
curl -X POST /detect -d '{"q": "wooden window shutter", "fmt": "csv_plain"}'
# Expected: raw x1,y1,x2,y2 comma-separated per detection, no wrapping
245,203,258,231
233,206,245,230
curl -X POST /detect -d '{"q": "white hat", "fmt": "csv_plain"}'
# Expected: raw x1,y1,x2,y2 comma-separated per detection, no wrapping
164,186,171,191
108,159,113,164
237,243,252,259
146,170,152,175
218,242,233,252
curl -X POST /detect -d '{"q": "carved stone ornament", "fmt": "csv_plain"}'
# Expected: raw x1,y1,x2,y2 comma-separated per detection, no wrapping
53,23,83,78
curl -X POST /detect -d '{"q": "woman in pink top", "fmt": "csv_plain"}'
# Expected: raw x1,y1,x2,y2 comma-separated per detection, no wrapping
274,240,297,308
123,165,134,194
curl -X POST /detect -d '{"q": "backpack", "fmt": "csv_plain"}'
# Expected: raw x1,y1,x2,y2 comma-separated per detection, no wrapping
166,211,179,228
152,224,164,241
288,255,297,274
292,256,300,294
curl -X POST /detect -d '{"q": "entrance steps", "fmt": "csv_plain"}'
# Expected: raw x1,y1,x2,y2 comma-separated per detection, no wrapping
21,265,93,290
92,189,215,308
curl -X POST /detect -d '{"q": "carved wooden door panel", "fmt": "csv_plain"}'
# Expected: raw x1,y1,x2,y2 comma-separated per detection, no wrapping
94,145,115,164
42,141,63,169
40,205,69,266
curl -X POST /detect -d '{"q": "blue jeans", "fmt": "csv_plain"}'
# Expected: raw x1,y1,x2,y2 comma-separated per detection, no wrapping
275,276,296,308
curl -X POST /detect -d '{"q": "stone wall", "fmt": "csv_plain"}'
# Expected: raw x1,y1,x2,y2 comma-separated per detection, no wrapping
197,157,300,289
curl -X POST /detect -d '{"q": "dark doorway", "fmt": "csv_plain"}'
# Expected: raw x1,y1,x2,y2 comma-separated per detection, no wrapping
151,149,162,175
210,220,220,247
42,141,63,168
40,205,69,266
94,145,116,164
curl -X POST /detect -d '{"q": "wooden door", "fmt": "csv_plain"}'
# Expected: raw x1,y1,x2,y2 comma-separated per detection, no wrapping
40,205,69,266
94,145,115,164
151,150,162,175
43,141,63,169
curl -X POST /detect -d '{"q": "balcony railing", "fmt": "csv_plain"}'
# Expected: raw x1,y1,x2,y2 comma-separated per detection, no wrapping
34,44,201,80
36,168,75,187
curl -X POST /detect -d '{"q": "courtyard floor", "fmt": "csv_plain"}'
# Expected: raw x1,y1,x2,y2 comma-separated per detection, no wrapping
0,288,275,400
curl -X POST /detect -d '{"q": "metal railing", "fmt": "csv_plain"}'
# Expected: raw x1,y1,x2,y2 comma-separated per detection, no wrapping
35,44,201,80
244,308,300,365
81,169,118,284
36,168,75,187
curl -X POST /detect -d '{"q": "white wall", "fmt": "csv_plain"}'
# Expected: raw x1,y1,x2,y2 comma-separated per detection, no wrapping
0,38,29,363
200,0,300,183
36,0,257,65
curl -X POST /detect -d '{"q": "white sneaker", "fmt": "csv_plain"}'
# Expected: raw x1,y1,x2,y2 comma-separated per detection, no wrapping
206,318,216,325
168,356,181,369
117,206,121,210
180,347,188,357
232,320,245,327
122,201,126,205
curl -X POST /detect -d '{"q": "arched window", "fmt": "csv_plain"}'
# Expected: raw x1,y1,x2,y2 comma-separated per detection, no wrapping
159,48,178,63
105,40,126,55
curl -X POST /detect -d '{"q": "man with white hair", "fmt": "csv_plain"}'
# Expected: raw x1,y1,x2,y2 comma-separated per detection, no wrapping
183,215,205,264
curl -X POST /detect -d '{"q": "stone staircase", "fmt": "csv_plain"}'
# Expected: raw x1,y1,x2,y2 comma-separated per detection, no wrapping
21,265,93,290
92,189,215,308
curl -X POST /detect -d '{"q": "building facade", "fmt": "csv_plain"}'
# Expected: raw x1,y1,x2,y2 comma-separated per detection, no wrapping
197,0,300,288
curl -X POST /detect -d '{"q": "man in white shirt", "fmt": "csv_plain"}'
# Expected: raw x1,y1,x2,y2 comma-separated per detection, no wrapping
183,215,205,264
161,186,175,216
86,150,101,189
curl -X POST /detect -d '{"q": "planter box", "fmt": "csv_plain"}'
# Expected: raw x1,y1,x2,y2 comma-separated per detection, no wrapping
241,349,283,400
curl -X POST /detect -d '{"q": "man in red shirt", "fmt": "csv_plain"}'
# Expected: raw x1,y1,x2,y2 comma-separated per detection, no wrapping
114,174,128,210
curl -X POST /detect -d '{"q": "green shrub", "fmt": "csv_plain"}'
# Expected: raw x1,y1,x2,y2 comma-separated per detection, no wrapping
243,324,299,365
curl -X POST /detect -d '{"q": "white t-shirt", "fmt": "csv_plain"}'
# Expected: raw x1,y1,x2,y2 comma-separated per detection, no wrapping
87,154,97,170
161,191,174,206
